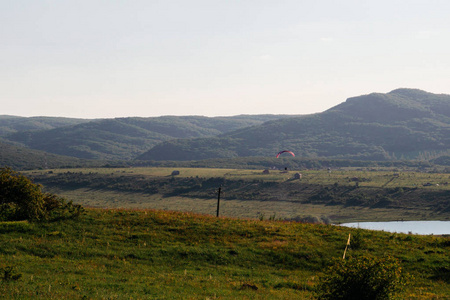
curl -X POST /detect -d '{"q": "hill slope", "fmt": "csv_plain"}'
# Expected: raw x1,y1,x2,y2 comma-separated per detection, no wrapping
1,208,449,298
0,115,90,137
138,89,450,161
4,115,293,160
0,139,98,170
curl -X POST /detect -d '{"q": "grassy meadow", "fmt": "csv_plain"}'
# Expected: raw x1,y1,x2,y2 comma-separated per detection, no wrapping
26,167,450,223
0,208,449,299
25,167,450,189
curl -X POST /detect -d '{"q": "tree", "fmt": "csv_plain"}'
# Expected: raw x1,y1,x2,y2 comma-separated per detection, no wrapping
0,167,83,221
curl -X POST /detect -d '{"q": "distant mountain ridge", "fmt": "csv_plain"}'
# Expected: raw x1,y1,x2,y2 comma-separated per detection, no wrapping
3,115,297,160
138,89,450,161
0,115,90,137
330,89,450,123
3,89,449,164
0,139,97,170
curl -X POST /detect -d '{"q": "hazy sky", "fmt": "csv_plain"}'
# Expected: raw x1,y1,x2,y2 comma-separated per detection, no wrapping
2,0,450,118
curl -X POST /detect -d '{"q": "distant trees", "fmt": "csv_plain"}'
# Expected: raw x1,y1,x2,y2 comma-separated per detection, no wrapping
0,167,84,221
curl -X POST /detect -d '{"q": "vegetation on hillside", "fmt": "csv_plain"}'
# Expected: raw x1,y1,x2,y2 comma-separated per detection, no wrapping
316,255,406,300
139,89,450,161
0,115,90,137
0,167,84,221
0,140,104,170
28,167,450,223
0,208,448,298
1,167,448,298
135,156,450,172
2,89,449,166
3,115,294,160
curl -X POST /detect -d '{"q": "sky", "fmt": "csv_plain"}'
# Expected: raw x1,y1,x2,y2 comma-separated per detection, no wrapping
2,0,450,118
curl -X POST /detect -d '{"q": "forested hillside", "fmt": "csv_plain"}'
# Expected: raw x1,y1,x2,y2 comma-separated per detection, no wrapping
4,115,292,160
0,115,90,137
0,140,99,170
3,89,449,163
138,89,450,161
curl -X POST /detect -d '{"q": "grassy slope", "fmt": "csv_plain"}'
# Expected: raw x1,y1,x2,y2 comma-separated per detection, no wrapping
0,209,449,299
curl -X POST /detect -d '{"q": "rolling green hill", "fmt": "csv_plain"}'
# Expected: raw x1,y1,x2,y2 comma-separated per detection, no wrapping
0,140,102,170
0,115,90,137
138,89,450,161
4,115,294,160
0,208,449,298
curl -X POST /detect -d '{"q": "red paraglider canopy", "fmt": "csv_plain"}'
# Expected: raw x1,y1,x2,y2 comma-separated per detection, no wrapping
276,150,295,158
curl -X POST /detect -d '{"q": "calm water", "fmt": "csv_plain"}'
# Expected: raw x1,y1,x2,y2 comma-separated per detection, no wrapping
340,221,450,235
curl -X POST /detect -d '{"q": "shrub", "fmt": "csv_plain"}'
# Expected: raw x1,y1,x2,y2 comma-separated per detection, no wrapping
0,167,84,221
0,167,46,221
0,265,22,282
316,255,406,300
286,215,331,224
350,229,366,250
43,193,85,221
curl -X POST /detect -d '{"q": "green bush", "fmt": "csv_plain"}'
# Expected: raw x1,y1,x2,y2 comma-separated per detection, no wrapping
350,229,366,250
0,167,84,221
0,167,46,221
316,255,406,300
1,266,22,282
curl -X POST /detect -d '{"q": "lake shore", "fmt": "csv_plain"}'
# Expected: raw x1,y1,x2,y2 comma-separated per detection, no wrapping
340,220,450,235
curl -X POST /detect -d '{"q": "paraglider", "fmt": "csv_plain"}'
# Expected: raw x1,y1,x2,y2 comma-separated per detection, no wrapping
276,150,295,158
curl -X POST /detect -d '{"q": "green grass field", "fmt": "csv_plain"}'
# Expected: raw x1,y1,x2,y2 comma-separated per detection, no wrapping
26,167,450,223
0,209,449,299
26,167,450,190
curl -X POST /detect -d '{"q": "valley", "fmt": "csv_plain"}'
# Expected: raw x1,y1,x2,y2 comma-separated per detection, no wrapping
1,88,450,298
27,167,450,224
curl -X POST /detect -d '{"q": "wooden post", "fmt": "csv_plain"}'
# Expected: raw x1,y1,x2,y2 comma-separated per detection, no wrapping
216,186,221,217
343,233,351,259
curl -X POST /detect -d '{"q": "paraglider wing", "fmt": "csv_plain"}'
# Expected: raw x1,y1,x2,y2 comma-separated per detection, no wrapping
276,150,295,158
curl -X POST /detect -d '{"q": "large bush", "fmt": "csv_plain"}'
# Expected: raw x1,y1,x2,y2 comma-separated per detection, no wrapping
316,255,406,300
0,167,83,221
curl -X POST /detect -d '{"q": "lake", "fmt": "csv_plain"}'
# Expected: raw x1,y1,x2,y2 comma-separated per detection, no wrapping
340,221,450,235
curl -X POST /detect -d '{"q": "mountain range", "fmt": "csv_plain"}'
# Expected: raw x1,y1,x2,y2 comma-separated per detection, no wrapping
1,88,449,167
138,89,450,161
0,115,90,137
1,115,295,161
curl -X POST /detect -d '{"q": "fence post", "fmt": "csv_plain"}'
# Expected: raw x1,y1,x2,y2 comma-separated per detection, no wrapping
216,186,222,217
